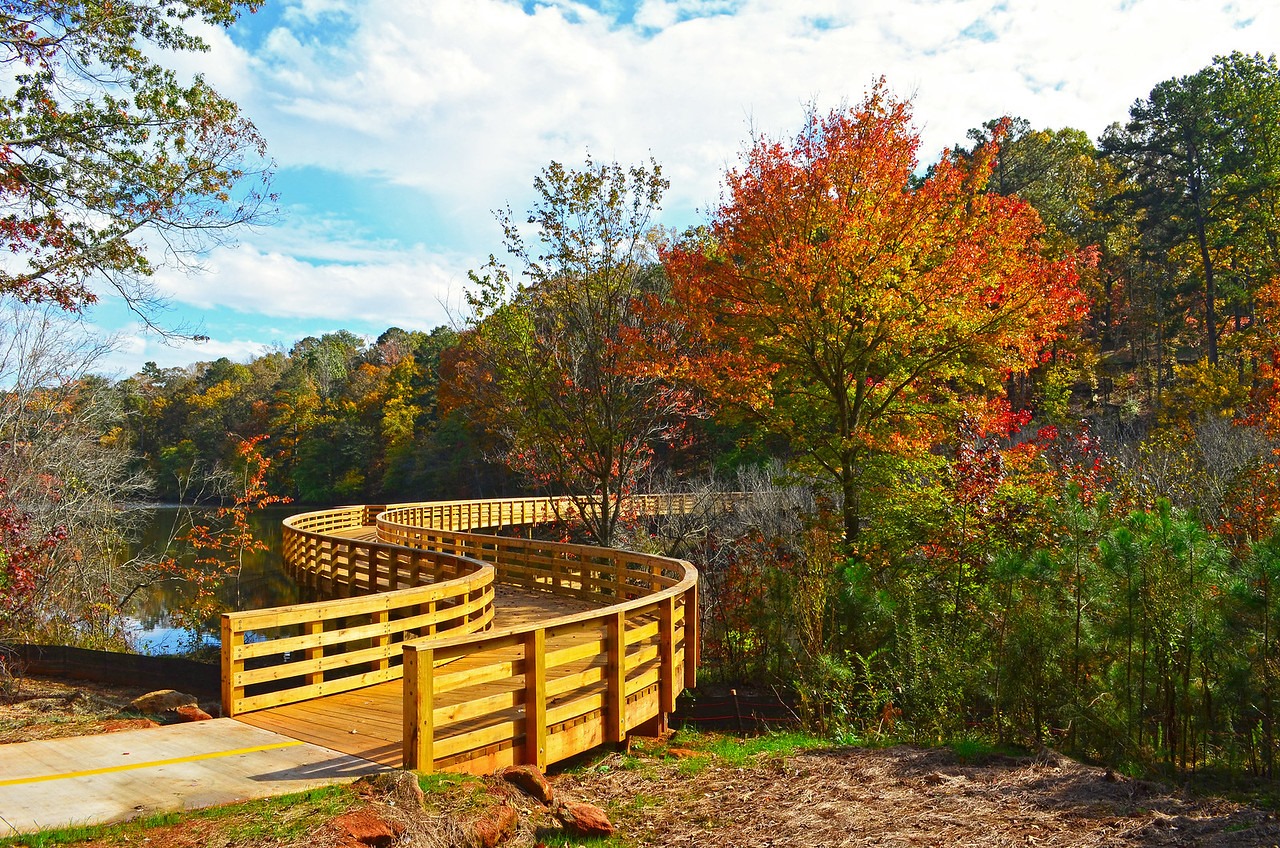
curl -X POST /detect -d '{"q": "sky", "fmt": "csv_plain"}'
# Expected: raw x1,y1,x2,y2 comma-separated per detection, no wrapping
86,0,1280,377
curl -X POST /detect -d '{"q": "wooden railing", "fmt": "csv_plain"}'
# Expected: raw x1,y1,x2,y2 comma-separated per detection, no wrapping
400,548,695,773
222,495,701,775
220,506,495,716
378,499,697,772
375,493,722,540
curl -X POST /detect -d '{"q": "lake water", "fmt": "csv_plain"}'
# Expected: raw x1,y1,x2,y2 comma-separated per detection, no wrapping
124,505,315,655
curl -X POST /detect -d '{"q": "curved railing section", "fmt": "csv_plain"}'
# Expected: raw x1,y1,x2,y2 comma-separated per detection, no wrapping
220,506,495,716
222,494,704,775
378,496,700,773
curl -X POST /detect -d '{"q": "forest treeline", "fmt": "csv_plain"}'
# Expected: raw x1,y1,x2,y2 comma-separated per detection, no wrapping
115,325,512,504
5,35,1280,780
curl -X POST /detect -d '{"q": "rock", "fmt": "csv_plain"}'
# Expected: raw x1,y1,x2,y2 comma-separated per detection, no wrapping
555,800,614,837
328,810,399,848
500,764,554,805
172,704,212,722
471,804,518,848
129,689,198,714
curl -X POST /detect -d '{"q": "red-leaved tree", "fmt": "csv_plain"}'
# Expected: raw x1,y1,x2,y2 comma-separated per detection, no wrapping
665,84,1091,541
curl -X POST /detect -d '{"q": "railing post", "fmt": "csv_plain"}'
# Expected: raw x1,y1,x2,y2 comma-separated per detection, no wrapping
305,620,324,686
221,614,243,717
524,628,547,769
403,645,435,772
660,595,677,714
373,610,390,671
607,611,627,743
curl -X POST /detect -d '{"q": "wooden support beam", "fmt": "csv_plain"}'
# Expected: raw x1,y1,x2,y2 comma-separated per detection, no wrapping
221,615,243,717
684,584,699,691
372,610,390,672
524,628,547,769
607,611,626,743
304,620,324,686
403,646,435,772
659,595,677,715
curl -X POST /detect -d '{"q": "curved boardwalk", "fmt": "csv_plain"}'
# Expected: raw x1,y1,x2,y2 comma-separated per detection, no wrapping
221,497,699,774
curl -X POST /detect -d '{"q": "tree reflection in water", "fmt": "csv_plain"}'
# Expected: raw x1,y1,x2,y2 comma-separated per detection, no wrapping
125,505,315,655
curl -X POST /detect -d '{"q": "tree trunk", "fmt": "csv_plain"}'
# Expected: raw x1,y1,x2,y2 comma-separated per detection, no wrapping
841,459,860,543
1194,210,1220,364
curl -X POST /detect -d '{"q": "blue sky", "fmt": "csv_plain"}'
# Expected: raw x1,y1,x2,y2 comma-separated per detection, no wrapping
89,0,1280,376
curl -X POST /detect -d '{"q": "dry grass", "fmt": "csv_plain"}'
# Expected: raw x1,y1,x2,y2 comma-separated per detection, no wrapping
556,743,1280,847
0,675,158,743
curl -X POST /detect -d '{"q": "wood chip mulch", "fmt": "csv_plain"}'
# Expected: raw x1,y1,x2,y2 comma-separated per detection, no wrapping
554,746,1280,847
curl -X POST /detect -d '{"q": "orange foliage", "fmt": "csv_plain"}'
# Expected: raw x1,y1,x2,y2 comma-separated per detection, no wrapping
665,83,1091,539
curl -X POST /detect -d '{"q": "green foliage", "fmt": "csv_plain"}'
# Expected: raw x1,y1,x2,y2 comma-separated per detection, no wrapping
0,1,272,321
453,156,693,546
1103,52,1280,365
113,325,513,505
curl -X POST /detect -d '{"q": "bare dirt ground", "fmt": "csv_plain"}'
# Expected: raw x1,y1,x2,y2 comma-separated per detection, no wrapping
4,673,1279,847
0,674,162,743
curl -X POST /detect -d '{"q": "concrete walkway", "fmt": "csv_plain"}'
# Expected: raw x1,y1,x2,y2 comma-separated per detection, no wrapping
0,719,387,836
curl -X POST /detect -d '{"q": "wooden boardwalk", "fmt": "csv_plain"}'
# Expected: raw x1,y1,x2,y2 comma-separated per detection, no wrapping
222,497,701,774
236,585,603,767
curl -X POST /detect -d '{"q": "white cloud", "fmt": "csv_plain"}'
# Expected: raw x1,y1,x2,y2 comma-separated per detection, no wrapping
99,0,1280,375
96,330,278,378
218,0,1276,230
152,237,466,329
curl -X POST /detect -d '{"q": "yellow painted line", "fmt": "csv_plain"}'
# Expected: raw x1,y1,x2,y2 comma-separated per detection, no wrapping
0,740,306,787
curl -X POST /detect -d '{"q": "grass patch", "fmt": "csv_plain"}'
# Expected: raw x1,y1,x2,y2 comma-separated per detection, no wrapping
676,755,711,777
620,792,663,812
945,735,1027,763
0,785,355,848
417,771,483,795
593,753,645,772
537,831,628,848
678,729,831,766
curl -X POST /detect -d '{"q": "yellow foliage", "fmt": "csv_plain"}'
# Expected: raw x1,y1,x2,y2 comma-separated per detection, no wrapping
1159,358,1246,425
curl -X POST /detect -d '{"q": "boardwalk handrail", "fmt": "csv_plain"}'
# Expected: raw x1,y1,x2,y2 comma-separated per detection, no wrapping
377,497,698,772
224,494,704,774
220,506,495,716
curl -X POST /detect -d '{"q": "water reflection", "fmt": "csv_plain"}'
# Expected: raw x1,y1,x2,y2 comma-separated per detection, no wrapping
125,505,318,654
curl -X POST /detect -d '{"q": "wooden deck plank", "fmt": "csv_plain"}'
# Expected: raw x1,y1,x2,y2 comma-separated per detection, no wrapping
330,526,380,542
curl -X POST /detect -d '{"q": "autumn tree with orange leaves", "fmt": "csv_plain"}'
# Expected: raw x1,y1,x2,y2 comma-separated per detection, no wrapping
665,86,1092,542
